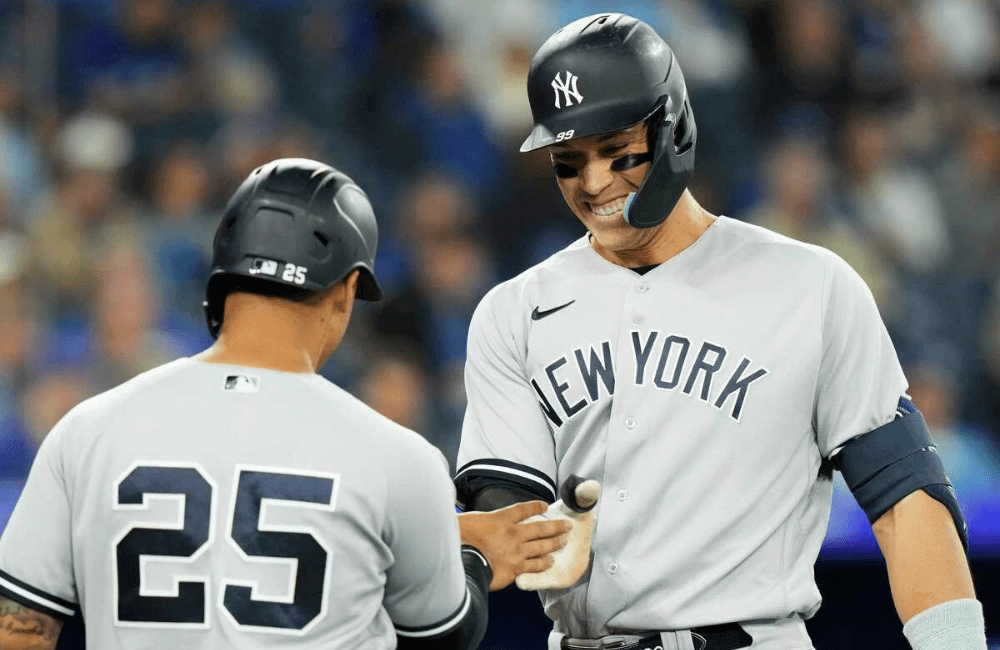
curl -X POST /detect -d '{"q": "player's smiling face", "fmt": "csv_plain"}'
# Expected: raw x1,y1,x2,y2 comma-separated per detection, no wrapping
549,122,654,251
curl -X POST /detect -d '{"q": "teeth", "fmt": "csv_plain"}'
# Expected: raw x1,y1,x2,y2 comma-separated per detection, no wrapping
591,197,628,216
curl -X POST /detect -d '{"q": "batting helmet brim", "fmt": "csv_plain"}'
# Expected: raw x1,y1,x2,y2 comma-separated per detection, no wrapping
520,98,661,153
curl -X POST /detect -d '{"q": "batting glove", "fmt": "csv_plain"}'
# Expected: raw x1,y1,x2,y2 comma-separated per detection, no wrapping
516,475,600,591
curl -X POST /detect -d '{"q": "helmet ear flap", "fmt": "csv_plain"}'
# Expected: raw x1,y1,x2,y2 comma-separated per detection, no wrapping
673,98,696,155
644,98,695,159
624,100,696,229
644,105,666,155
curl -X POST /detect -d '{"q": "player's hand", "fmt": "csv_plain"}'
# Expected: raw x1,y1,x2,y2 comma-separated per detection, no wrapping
515,476,600,591
458,501,571,591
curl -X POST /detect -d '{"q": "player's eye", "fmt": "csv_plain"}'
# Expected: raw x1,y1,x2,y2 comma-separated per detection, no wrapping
553,162,578,178
610,152,653,172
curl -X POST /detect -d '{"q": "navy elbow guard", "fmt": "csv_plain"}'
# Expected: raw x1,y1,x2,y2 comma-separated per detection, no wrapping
834,405,969,552
454,460,557,511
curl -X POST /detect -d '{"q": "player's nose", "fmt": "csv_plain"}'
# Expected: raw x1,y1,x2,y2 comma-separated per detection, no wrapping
577,161,615,196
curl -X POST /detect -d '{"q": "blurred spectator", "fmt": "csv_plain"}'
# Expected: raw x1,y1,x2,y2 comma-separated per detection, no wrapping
180,0,278,122
376,171,479,290
144,140,215,328
653,0,757,213
374,226,494,374
356,349,463,464
341,0,436,178
27,110,143,318
488,146,578,276
839,105,950,275
889,15,954,164
382,32,506,205
87,239,187,388
743,135,896,312
59,0,190,117
0,249,48,480
208,121,279,204
917,0,1000,83
359,350,433,432
0,67,47,211
283,1,377,130
373,173,498,439
20,367,94,448
422,0,554,145
548,0,660,29
847,0,909,99
976,280,1000,435
0,417,35,479
906,359,1000,494
397,172,477,252
266,119,328,164
0,236,38,419
936,98,1000,278
755,0,851,139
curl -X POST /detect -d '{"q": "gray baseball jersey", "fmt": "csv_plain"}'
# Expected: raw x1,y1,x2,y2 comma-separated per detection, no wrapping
456,217,907,645
0,358,469,649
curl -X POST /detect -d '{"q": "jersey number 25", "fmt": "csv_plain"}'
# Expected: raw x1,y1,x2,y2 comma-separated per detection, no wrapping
113,463,337,634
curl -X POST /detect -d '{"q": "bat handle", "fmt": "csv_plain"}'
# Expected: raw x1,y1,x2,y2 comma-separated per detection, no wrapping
560,474,598,513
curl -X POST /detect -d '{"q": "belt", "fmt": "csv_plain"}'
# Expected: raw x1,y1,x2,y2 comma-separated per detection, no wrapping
560,623,752,650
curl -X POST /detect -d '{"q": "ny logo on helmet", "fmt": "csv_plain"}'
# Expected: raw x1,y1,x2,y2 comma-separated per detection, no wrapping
551,71,583,109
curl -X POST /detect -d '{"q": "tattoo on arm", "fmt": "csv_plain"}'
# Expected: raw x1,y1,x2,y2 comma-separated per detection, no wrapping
0,597,63,650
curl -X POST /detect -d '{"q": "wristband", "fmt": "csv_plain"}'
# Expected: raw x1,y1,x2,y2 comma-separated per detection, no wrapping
902,598,986,650
460,545,493,587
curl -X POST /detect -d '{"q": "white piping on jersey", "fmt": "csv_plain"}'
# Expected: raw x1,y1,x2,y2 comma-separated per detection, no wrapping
0,575,76,617
395,587,471,637
454,462,556,496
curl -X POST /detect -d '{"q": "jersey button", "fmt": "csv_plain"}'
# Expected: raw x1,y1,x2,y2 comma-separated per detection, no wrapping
624,416,636,429
633,315,645,324
608,562,619,574
636,283,649,293
617,489,627,501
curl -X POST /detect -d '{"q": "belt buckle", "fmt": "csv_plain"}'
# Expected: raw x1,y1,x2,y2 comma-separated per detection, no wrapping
599,637,628,649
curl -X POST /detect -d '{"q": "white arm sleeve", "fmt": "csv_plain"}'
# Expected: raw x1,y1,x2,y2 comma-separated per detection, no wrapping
383,444,468,633
813,251,908,457
0,415,78,619
456,288,558,502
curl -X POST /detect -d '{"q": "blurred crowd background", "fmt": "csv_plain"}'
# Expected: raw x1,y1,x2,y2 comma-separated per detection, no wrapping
0,0,999,648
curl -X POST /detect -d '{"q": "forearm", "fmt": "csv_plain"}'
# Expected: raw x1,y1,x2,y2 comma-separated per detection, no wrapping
872,490,976,623
0,597,63,650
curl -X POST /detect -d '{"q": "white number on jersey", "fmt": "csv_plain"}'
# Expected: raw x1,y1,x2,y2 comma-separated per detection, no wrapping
113,463,338,635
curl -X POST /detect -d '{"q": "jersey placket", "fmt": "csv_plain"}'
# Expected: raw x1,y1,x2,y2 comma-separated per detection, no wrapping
586,276,657,629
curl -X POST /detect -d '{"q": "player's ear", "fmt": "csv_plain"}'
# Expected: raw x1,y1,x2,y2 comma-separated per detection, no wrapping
330,270,359,314
345,269,359,300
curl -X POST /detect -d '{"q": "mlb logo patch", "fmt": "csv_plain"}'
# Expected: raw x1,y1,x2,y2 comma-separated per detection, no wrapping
249,258,279,276
224,375,260,393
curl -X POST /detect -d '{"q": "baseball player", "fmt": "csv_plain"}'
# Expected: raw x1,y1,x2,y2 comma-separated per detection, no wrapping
455,14,986,650
0,158,570,650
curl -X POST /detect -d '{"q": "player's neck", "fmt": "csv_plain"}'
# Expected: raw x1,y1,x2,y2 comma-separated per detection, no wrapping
194,296,340,373
194,339,320,374
591,191,716,268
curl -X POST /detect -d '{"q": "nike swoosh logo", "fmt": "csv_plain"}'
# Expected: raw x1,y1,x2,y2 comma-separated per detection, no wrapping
531,300,576,321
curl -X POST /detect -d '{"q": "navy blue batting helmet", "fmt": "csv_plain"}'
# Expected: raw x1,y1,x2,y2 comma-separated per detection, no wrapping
204,158,383,339
521,14,696,228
